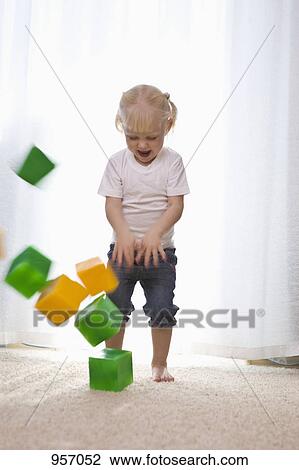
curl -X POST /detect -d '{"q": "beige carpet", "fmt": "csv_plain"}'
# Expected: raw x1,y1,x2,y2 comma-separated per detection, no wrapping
1,344,299,450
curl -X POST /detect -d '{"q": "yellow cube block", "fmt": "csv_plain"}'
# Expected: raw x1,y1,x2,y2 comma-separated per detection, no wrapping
76,257,119,295
35,274,88,325
104,262,119,293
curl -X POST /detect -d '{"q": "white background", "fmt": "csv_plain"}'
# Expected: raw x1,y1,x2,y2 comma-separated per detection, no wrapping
0,0,299,361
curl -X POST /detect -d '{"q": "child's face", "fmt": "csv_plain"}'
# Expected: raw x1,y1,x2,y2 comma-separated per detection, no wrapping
124,115,170,165
125,129,164,165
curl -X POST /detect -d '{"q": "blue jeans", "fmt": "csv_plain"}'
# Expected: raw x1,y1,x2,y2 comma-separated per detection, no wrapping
106,243,179,328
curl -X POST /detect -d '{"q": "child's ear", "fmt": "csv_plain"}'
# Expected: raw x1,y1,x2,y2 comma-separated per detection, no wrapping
164,119,173,135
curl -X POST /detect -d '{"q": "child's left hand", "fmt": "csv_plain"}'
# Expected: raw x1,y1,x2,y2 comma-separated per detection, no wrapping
135,229,167,268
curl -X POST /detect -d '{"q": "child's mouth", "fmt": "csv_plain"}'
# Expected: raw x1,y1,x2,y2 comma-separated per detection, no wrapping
137,150,151,158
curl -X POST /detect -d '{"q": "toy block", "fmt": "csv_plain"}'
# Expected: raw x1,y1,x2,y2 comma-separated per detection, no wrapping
16,145,55,185
104,263,119,293
75,293,123,346
35,275,88,325
76,257,119,295
5,246,51,298
0,228,5,259
89,348,133,392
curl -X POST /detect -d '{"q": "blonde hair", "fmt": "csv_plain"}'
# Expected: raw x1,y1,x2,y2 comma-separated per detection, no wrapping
115,84,177,135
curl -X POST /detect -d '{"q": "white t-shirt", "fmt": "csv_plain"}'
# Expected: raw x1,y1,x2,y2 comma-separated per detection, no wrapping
98,146,190,248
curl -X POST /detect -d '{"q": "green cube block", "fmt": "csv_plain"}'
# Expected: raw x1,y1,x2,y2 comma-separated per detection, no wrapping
17,146,55,185
89,348,133,392
5,246,52,298
75,294,123,346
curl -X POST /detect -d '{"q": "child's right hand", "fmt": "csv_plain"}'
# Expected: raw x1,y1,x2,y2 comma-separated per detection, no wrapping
112,229,137,270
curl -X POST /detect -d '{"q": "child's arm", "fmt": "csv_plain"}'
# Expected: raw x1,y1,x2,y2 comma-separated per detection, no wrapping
150,195,184,236
105,196,136,269
135,195,184,268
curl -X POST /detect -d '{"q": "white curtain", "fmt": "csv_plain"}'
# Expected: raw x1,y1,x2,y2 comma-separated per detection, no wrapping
0,0,298,360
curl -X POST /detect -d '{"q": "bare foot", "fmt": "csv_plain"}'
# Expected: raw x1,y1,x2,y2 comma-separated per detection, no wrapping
151,364,174,382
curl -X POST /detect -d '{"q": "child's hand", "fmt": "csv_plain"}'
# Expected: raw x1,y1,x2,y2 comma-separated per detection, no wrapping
112,229,137,270
134,229,167,268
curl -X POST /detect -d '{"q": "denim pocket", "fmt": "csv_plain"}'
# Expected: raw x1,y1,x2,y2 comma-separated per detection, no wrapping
164,249,177,271
107,244,116,260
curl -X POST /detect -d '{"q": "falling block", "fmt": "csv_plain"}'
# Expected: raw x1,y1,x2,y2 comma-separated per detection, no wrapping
103,263,119,293
76,257,119,295
35,275,88,325
0,228,5,259
89,348,133,392
75,293,123,346
16,145,55,185
5,246,51,298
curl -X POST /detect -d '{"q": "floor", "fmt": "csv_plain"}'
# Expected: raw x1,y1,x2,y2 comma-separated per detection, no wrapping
1,344,299,450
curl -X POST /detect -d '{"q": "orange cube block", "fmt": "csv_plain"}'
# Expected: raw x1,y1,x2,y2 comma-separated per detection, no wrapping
76,257,119,295
105,263,119,293
35,274,88,325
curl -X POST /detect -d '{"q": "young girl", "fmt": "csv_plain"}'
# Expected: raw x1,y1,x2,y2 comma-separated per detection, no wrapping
98,84,190,382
